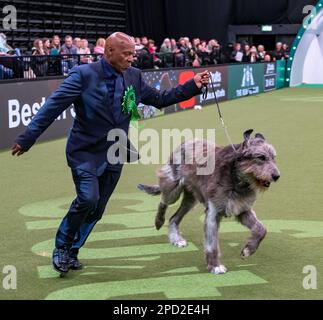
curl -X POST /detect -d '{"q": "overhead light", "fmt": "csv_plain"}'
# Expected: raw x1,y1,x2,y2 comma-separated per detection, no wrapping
261,25,272,32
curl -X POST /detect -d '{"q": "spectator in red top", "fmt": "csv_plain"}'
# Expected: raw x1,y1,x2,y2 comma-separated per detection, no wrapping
148,39,161,67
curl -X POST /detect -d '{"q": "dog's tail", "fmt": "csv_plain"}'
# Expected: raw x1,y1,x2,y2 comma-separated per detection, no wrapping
137,184,161,195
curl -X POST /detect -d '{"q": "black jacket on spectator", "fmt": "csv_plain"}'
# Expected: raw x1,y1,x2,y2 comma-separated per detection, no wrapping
135,47,154,69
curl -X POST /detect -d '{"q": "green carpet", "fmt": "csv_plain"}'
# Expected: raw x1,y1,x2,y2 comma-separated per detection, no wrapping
1,87,323,299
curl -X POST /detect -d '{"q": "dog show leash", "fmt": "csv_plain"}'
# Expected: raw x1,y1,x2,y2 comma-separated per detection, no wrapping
202,72,237,153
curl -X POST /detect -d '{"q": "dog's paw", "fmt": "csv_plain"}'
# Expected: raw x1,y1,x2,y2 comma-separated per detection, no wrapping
240,247,251,259
155,217,165,230
210,265,227,275
172,239,188,247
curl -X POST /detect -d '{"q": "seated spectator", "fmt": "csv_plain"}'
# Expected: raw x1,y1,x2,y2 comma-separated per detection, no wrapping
272,42,285,60
242,44,251,62
257,45,266,60
43,38,51,55
208,39,222,64
0,33,15,79
282,43,289,58
159,38,174,67
134,37,144,51
135,38,153,69
60,35,78,55
182,37,195,66
31,39,47,76
231,42,244,62
74,37,82,54
178,37,190,66
0,33,15,55
196,43,210,65
79,39,92,64
170,38,179,52
184,37,192,49
264,54,272,62
60,35,78,75
141,37,149,48
32,39,45,55
50,35,61,55
192,38,201,52
147,39,161,68
93,38,105,55
171,38,185,67
160,38,172,54
244,46,260,63
201,40,209,52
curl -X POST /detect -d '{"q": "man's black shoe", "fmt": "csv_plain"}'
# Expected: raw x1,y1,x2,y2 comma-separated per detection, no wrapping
69,256,83,270
52,248,70,274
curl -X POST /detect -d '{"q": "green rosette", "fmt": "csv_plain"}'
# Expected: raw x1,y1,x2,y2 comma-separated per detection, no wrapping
121,85,141,127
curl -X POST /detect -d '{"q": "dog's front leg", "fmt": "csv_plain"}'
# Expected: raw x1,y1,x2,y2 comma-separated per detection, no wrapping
238,210,267,259
204,201,227,274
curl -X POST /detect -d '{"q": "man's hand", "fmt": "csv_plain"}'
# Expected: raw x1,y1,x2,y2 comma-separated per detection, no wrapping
11,143,25,156
194,70,210,89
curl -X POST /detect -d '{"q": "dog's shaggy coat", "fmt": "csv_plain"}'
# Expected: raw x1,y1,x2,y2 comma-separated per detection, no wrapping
138,130,280,274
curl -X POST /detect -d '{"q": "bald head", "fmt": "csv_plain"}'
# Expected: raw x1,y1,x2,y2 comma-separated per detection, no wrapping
104,32,135,72
106,32,134,47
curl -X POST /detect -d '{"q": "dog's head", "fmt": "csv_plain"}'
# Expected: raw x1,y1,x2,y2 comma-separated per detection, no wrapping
236,129,280,191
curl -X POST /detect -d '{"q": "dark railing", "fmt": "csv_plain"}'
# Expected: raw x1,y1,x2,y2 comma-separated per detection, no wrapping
0,52,189,81
0,54,105,80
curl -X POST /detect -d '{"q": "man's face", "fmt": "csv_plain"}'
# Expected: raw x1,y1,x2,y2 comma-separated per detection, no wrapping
65,38,73,48
106,39,135,73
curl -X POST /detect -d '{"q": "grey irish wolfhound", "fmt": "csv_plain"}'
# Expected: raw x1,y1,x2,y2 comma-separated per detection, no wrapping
138,129,280,275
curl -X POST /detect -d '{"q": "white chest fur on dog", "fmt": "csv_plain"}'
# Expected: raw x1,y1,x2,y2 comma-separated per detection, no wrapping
224,195,256,217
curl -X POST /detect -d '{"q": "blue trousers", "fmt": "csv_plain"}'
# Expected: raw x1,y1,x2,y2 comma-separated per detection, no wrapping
55,168,121,256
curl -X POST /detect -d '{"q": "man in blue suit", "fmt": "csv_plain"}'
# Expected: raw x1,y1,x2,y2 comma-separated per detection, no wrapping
12,32,210,275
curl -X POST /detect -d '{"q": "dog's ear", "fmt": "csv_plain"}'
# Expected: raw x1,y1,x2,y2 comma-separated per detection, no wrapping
255,133,266,140
243,129,253,141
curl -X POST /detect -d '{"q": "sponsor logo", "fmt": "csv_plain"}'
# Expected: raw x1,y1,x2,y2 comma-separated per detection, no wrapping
8,98,75,128
265,63,276,75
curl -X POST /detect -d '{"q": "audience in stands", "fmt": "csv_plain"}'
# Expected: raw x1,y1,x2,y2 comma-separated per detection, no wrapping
1,31,292,80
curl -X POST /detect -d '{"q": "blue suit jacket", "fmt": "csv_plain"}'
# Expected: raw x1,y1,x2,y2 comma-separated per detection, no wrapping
16,60,201,175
